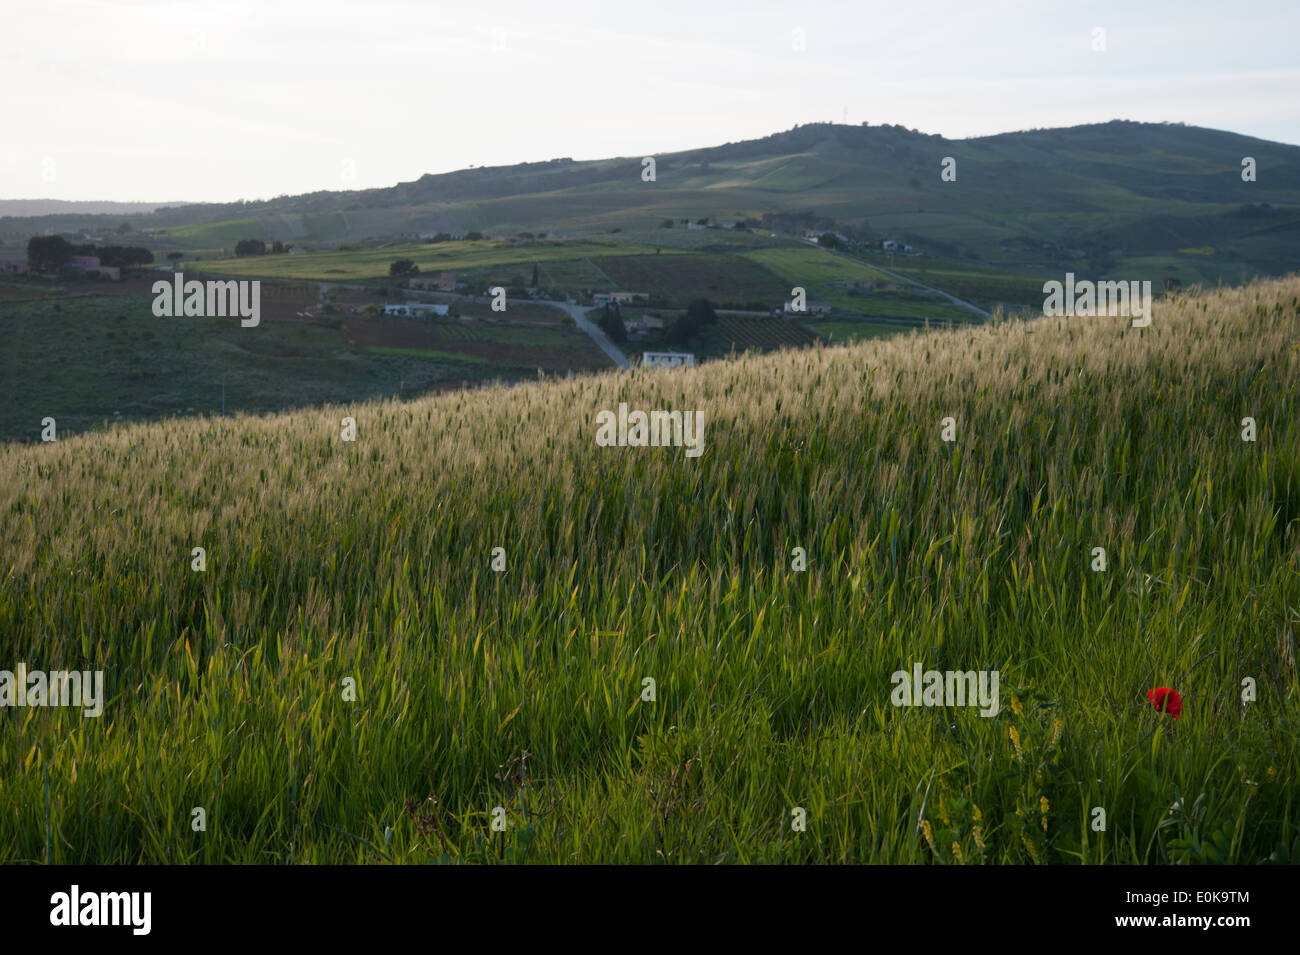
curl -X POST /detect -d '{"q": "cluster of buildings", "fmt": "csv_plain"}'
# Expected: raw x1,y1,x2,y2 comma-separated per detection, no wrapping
382,303,450,318
593,291,648,306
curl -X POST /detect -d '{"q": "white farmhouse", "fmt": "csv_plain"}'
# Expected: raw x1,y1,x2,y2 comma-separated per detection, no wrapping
642,351,696,369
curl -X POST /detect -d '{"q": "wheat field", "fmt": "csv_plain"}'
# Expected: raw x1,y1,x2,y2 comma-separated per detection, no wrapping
2,276,1297,863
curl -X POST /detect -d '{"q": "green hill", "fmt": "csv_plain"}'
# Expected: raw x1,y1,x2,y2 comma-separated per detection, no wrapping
4,120,1297,283
2,274,1297,863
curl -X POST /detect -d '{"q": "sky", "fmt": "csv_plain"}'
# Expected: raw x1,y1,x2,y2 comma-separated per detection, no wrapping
1,0,1297,203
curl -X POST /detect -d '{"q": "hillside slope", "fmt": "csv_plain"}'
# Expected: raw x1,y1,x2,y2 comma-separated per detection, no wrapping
2,275,1298,863
4,121,1299,279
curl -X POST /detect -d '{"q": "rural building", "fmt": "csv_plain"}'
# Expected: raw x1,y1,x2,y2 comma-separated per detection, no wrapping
882,240,899,251
67,255,120,280
409,271,456,291
642,351,695,369
593,291,648,306
2,261,29,274
622,315,665,340
782,301,832,316
383,303,450,318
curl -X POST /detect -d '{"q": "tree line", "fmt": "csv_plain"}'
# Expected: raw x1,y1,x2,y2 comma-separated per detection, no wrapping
26,235,153,273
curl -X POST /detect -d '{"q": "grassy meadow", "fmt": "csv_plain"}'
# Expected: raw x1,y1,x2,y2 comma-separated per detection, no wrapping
0,288,571,442
191,238,685,283
1,275,1298,864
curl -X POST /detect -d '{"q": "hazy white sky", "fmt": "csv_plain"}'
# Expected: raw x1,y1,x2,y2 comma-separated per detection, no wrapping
2,0,1297,202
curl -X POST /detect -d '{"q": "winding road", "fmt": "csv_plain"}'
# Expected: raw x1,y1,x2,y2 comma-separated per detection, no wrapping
544,301,631,369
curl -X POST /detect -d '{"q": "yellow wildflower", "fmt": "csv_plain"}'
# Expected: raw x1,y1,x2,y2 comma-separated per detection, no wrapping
920,819,938,855
1021,832,1043,864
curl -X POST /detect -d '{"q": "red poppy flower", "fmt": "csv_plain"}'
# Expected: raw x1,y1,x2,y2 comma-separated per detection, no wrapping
1148,687,1182,719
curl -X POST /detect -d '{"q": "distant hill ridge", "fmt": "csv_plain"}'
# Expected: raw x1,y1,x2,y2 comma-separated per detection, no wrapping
0,199,184,217
2,120,1297,277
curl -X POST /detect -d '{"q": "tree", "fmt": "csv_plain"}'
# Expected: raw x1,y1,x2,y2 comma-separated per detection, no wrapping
669,297,718,345
389,259,419,277
167,251,184,262
116,223,132,235
661,219,674,228
684,297,718,327
531,263,539,288
235,239,267,257
27,235,73,272
818,232,838,249
597,303,627,343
